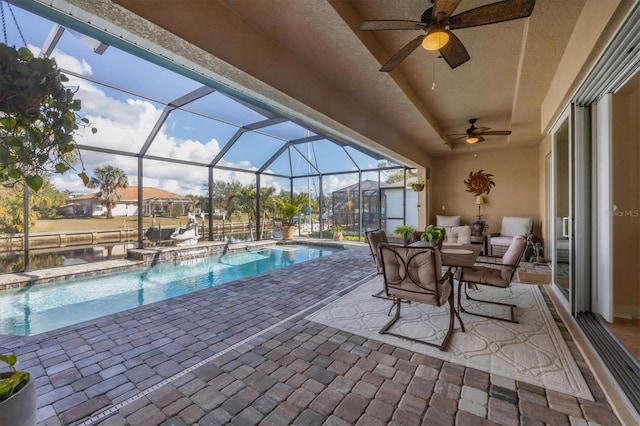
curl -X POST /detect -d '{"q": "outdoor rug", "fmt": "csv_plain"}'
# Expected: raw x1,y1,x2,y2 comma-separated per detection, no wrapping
306,276,593,400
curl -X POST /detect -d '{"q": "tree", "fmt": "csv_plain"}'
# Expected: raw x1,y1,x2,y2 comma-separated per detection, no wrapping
211,179,245,219
0,44,96,191
86,165,129,219
377,161,417,184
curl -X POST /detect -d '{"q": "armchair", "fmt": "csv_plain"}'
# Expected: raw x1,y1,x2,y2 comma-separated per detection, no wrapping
378,243,465,350
436,215,471,244
489,216,533,257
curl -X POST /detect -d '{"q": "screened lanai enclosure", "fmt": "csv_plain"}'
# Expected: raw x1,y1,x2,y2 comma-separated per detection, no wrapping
0,1,421,273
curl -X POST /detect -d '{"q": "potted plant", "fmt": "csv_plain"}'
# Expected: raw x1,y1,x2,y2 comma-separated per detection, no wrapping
0,353,36,426
421,225,446,249
0,43,96,192
278,201,298,240
333,224,343,241
408,180,426,192
529,240,544,263
393,224,417,246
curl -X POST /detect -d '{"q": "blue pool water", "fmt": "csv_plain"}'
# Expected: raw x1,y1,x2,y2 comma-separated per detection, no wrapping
0,245,339,336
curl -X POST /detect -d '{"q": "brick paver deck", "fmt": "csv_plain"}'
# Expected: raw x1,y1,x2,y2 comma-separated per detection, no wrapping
0,244,620,425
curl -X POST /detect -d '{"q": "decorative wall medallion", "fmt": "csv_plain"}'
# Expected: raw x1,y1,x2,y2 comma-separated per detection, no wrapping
464,169,495,195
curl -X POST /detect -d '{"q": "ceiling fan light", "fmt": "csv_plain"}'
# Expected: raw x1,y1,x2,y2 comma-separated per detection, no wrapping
422,29,449,51
466,136,480,144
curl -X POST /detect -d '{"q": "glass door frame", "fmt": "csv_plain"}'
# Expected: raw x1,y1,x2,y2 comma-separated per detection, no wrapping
550,105,592,315
550,108,573,311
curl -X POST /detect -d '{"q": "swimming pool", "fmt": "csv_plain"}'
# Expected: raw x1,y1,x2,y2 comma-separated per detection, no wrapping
0,245,340,336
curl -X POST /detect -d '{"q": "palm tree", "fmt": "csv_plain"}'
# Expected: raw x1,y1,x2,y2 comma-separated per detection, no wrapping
86,165,129,219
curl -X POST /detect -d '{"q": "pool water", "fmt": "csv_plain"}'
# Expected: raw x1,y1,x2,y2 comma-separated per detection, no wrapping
0,245,339,336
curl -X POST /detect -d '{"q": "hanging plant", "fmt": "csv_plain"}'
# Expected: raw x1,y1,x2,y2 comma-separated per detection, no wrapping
408,181,425,192
0,43,96,191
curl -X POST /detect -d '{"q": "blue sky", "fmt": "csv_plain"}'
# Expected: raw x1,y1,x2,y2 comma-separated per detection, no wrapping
4,4,400,197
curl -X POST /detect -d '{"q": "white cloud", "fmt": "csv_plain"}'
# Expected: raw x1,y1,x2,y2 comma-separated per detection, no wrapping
46,46,364,198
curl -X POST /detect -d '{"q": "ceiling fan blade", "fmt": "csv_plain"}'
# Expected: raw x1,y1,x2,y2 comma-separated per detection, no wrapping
433,0,462,19
438,31,469,69
359,20,426,31
481,130,512,135
380,34,425,72
449,0,536,30
472,127,491,134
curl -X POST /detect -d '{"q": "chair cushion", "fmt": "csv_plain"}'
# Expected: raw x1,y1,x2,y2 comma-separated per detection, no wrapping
380,245,449,306
437,215,460,226
365,230,388,272
455,266,508,287
500,217,533,237
500,235,527,281
490,236,514,247
444,225,471,244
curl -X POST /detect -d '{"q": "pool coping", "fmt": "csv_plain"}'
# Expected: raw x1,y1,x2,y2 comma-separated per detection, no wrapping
0,238,348,291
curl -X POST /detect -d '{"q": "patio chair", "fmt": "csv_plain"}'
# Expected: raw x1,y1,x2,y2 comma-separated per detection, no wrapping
455,235,527,323
365,229,398,303
489,216,533,256
365,229,388,275
436,215,471,244
378,243,464,351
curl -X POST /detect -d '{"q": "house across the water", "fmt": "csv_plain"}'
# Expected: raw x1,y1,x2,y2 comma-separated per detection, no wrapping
64,186,192,217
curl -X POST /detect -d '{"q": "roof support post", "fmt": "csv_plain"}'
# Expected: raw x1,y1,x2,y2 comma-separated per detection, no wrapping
256,174,261,241
377,170,383,231
319,174,324,240
208,167,214,241
22,182,30,272
403,169,408,225
137,157,144,249
358,172,363,241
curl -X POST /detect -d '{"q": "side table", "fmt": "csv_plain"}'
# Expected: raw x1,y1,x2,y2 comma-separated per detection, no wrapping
470,234,488,255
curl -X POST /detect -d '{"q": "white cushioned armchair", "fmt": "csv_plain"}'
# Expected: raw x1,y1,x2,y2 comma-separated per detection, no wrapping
436,215,471,244
489,216,533,257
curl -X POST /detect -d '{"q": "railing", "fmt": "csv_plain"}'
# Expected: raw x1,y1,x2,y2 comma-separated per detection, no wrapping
0,221,272,253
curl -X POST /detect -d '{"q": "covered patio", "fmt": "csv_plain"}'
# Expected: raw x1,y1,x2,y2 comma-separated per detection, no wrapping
0,243,621,425
1,0,639,425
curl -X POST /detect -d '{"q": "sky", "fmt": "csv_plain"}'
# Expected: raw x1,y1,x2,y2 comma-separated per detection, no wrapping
3,4,403,199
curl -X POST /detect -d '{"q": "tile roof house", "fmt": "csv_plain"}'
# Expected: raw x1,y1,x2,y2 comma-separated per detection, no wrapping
70,186,192,217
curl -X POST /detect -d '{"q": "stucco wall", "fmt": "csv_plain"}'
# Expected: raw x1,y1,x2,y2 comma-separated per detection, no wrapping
430,146,540,236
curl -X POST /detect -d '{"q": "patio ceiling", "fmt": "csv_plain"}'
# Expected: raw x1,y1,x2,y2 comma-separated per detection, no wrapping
89,0,586,162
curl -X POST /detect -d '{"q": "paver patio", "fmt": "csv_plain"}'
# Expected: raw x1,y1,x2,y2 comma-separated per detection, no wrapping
0,244,621,425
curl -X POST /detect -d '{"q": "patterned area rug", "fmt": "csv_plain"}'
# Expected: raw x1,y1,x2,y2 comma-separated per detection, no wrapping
307,276,592,400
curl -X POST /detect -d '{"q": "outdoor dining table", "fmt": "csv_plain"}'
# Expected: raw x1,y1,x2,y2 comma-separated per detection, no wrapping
407,241,483,268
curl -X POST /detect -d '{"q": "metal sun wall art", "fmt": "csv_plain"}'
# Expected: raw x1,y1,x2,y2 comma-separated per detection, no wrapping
464,169,495,195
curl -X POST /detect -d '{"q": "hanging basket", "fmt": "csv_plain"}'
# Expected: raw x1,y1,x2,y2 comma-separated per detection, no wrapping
410,183,425,192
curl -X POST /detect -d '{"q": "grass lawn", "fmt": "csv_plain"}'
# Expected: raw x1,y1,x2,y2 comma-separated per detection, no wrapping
31,216,192,233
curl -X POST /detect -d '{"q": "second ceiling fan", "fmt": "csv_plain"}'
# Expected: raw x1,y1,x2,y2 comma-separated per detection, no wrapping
448,118,512,145
360,0,536,72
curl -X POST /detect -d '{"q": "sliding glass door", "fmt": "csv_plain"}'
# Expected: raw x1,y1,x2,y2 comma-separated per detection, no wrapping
551,116,572,303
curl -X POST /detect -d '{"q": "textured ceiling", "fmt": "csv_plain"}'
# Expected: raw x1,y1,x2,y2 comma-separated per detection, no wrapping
45,0,596,163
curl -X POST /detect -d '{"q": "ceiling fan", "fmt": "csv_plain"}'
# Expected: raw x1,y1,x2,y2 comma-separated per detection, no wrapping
359,0,536,72
448,118,512,144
